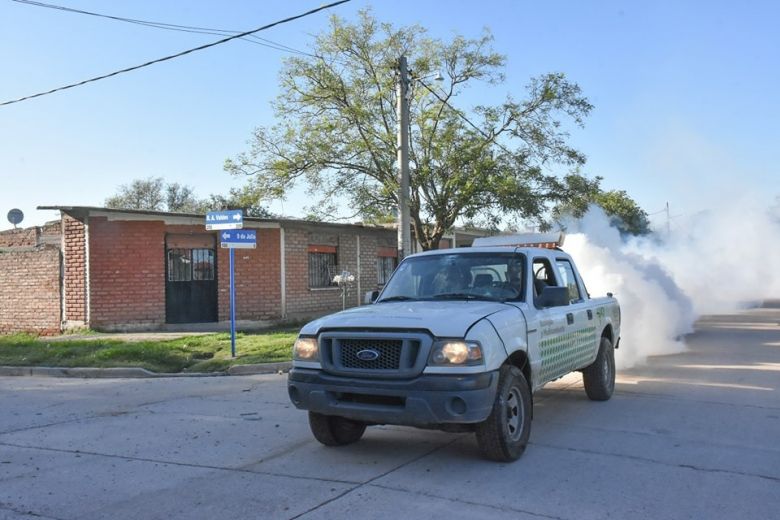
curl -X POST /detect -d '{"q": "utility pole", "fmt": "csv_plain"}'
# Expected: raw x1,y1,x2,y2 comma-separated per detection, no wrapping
396,55,411,259
665,201,671,237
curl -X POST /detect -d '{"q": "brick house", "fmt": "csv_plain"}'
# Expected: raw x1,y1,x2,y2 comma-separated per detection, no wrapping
0,206,489,334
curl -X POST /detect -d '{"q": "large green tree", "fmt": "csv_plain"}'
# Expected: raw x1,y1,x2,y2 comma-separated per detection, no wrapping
105,177,199,212
105,177,271,217
550,182,651,236
226,11,595,249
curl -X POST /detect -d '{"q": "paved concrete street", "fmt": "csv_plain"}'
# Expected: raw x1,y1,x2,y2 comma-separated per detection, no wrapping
1,307,779,520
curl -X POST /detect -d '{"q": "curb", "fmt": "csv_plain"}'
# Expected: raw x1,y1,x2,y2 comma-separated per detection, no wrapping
227,362,291,375
0,362,292,379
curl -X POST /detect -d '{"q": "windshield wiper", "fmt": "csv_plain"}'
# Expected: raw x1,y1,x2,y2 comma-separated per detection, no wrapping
376,295,418,303
431,293,497,301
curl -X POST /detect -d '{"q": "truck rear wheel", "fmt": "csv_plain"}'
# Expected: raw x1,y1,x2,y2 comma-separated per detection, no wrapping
475,365,532,462
583,337,615,401
308,412,366,446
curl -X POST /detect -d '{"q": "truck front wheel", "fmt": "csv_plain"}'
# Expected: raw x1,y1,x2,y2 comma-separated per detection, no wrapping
582,337,615,401
308,412,367,446
475,365,532,462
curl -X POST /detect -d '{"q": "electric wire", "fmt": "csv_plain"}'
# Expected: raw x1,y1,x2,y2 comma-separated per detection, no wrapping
0,0,350,107
10,0,317,57
417,77,517,158
10,0,514,155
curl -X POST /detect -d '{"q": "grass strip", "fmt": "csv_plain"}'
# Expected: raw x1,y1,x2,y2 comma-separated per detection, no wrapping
0,329,299,373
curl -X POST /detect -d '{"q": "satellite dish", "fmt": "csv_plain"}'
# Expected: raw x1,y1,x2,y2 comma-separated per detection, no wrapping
7,208,24,228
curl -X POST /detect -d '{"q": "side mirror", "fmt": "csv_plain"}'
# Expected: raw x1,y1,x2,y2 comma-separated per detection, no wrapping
364,290,380,304
536,286,569,308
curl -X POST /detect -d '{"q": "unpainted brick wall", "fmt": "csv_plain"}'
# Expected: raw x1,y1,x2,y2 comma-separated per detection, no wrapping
0,221,61,248
63,215,86,323
88,217,166,329
0,228,39,248
0,246,62,335
283,225,394,319
217,228,282,321
85,221,284,328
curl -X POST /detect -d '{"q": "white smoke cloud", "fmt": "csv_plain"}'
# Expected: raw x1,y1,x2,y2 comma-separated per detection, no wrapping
562,200,780,368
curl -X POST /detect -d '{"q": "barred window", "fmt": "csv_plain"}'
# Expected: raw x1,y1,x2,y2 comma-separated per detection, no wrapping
167,249,192,282
309,250,337,288
377,256,396,285
192,249,215,280
167,248,215,282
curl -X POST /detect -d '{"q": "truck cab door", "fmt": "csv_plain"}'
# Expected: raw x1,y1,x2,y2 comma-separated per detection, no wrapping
531,257,572,384
554,258,600,372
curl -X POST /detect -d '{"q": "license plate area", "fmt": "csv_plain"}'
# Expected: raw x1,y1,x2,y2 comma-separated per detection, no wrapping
331,392,406,408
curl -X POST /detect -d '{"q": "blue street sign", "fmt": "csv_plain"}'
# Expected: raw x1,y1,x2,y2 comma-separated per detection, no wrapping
206,209,243,230
206,213,252,359
219,229,257,249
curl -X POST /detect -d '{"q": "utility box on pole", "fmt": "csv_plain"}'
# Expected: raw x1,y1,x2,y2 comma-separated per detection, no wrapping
396,55,411,259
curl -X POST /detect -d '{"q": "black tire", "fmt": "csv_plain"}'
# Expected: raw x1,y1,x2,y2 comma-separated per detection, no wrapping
582,336,615,401
475,365,532,462
308,412,367,446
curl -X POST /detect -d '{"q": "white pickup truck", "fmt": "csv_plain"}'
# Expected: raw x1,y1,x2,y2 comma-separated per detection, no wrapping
287,233,621,461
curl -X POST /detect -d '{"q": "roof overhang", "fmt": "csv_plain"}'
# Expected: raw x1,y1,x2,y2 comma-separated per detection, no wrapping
36,205,393,233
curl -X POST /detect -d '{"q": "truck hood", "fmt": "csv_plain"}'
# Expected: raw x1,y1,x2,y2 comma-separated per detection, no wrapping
299,301,510,338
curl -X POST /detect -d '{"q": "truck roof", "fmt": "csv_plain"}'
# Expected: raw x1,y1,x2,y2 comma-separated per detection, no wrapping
407,246,571,259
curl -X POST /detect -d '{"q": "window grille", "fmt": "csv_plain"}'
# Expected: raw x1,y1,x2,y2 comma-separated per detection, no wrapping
377,256,396,285
167,248,215,282
309,251,337,288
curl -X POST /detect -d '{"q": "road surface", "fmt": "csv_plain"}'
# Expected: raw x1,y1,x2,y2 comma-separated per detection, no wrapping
1,307,779,519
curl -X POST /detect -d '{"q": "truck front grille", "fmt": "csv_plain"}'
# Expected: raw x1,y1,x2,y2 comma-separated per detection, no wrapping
319,331,430,378
339,339,403,370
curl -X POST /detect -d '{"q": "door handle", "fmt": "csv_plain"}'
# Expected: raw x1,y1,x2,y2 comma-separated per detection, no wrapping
566,313,574,325
587,310,593,320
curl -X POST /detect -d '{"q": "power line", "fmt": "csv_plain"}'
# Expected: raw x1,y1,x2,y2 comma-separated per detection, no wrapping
10,0,317,57
1,0,350,107
416,77,517,158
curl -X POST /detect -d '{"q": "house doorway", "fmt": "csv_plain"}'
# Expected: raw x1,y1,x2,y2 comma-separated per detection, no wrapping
165,234,218,324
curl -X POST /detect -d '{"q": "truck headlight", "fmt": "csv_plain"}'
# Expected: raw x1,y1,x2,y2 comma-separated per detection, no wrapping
430,340,483,366
293,337,319,361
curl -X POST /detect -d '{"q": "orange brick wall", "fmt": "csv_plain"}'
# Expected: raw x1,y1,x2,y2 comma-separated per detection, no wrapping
217,228,282,321
63,215,87,324
0,246,61,335
0,227,38,247
86,221,284,328
88,217,167,329
54,214,401,330
1,213,409,332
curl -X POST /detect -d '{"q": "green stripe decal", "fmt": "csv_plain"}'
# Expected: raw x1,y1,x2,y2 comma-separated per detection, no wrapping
539,327,597,382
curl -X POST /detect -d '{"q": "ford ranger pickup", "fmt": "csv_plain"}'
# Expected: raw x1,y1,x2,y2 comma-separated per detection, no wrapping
287,233,621,461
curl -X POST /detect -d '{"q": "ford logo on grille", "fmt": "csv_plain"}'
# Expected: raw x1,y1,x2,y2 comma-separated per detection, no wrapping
356,349,380,361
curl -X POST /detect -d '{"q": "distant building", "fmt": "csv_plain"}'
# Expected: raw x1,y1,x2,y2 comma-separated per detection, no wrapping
0,206,490,334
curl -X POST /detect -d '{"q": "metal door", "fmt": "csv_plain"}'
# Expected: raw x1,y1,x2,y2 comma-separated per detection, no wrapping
165,235,218,324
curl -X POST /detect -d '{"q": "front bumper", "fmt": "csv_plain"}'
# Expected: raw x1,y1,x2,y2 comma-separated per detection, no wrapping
287,368,498,426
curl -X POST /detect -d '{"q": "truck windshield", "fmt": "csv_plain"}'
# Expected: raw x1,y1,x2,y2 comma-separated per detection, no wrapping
378,252,525,303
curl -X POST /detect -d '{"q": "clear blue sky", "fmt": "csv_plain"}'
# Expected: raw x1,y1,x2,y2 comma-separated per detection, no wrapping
1,0,777,230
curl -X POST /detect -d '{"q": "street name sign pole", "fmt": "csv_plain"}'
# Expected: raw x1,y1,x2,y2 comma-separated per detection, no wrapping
206,211,256,358
219,228,257,357
230,247,236,357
